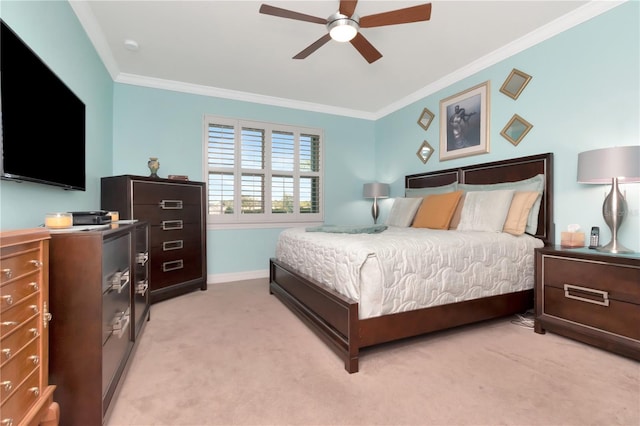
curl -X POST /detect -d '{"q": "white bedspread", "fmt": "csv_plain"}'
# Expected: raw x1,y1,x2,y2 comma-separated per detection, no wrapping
275,226,543,319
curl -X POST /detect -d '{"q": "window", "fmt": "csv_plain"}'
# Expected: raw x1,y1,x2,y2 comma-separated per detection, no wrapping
204,115,323,227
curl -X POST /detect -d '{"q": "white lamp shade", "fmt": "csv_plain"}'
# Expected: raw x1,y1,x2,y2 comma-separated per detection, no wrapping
577,145,640,184
363,183,389,198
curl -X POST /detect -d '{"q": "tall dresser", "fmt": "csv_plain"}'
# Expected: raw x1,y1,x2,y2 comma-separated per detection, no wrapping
101,175,207,303
1,228,58,426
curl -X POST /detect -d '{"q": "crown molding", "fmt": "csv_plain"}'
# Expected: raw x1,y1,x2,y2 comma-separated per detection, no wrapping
71,0,625,121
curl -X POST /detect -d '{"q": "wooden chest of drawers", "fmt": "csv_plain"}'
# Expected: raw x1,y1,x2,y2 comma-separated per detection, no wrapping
534,246,640,360
1,228,58,426
101,175,207,303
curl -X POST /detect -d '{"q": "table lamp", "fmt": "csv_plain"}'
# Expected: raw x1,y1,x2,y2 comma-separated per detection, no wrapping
577,145,640,253
363,182,389,224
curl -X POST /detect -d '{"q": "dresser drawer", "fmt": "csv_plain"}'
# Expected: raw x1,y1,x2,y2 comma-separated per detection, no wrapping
0,316,39,371
149,224,202,250
133,181,202,205
1,293,39,336
0,335,40,400
149,251,203,289
0,367,41,426
1,272,40,314
133,204,202,225
542,256,640,305
544,286,640,340
0,246,43,284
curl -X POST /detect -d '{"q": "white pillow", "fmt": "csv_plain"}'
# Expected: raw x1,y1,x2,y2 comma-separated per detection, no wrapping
457,190,515,232
458,174,544,234
385,197,423,227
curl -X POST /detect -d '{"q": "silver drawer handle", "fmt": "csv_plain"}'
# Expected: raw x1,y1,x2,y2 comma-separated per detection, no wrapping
111,308,130,339
28,355,40,365
1,269,11,279
162,259,184,272
29,328,39,337
28,386,39,397
159,199,183,210
28,281,39,291
1,381,12,392
29,304,39,314
2,295,13,306
161,220,183,230
136,280,149,296
1,418,14,426
1,349,11,359
28,260,42,268
163,240,183,251
109,269,130,293
563,284,610,307
1,321,18,328
136,252,149,265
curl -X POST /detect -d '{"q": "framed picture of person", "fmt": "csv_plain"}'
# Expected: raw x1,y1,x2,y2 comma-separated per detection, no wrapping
439,81,490,161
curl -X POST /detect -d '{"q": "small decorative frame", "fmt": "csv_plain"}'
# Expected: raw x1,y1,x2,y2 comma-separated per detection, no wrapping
416,140,434,164
439,81,490,161
500,114,533,146
417,108,435,131
499,68,532,100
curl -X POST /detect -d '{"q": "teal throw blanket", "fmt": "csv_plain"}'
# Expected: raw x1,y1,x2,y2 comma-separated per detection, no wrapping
305,224,388,234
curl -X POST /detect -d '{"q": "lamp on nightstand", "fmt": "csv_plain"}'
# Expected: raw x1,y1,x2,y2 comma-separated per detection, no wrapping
363,182,389,224
577,145,640,253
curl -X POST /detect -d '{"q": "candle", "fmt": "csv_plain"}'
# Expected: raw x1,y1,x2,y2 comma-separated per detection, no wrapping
45,213,73,229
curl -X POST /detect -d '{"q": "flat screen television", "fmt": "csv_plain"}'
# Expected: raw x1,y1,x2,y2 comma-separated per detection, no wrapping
1,19,86,191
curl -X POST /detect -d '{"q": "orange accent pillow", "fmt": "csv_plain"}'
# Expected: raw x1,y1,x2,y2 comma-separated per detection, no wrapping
412,191,463,230
448,193,465,229
503,191,541,235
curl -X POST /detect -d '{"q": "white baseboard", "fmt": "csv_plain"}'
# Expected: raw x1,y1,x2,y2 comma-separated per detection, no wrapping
208,269,269,284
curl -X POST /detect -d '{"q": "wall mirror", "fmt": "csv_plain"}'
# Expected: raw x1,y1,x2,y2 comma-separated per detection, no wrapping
417,108,435,131
499,68,532,100
500,114,533,146
416,140,434,164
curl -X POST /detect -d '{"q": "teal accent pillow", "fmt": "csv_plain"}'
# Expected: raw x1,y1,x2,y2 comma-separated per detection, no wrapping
405,181,457,198
457,190,515,232
458,174,544,234
306,224,388,234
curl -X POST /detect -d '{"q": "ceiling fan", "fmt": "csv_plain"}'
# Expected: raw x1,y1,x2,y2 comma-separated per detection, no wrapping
259,1,432,64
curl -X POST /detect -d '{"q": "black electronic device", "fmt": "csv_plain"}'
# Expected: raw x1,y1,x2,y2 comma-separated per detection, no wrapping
589,226,600,249
0,19,86,191
71,211,112,226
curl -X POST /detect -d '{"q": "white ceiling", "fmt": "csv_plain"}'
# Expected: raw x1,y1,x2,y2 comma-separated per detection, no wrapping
70,1,618,119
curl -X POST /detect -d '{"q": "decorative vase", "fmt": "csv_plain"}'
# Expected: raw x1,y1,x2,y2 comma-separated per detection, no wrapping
148,157,160,178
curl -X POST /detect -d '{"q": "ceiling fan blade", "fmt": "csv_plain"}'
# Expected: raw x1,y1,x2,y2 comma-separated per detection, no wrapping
339,0,358,17
359,3,432,28
293,34,332,59
259,4,326,24
350,33,382,64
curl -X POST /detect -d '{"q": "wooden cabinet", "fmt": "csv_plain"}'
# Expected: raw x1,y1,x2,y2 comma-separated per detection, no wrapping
48,223,149,425
534,246,640,360
101,175,207,303
1,228,58,426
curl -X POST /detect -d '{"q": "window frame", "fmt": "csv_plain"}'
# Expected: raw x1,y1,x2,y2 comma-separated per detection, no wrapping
203,115,324,229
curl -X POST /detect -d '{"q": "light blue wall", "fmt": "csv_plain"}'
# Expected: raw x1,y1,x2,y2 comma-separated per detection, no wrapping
112,84,376,274
1,1,638,277
0,0,113,229
375,1,639,252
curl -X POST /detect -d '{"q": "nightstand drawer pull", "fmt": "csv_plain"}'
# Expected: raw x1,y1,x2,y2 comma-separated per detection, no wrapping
563,284,609,307
162,259,183,272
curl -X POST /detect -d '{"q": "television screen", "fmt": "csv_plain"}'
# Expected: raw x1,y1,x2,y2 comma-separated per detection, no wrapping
1,19,86,191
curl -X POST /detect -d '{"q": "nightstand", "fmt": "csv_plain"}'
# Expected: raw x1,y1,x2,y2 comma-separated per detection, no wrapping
534,246,640,361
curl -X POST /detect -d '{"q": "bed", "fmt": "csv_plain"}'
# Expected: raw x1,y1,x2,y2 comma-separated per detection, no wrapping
269,153,554,373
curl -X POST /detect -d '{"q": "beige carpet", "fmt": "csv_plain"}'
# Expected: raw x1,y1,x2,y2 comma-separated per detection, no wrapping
106,279,639,426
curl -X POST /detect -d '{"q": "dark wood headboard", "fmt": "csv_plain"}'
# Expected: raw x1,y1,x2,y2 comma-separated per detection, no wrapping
405,153,554,245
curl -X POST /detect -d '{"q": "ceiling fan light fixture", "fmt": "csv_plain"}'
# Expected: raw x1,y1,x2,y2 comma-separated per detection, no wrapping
327,13,359,42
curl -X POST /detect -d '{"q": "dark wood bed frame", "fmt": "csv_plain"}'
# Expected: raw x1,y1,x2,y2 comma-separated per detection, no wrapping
269,153,554,373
